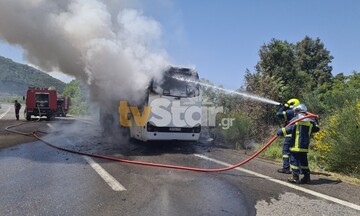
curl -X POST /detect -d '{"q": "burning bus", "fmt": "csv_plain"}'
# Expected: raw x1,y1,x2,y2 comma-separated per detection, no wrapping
126,66,202,142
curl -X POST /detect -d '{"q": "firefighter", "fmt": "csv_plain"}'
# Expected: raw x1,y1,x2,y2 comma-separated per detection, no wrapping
277,104,320,184
14,100,22,120
276,98,300,174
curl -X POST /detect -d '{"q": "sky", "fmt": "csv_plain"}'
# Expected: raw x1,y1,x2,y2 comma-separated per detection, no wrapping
0,0,359,89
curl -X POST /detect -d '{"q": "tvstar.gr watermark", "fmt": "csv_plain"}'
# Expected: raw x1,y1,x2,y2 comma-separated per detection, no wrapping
118,98,234,130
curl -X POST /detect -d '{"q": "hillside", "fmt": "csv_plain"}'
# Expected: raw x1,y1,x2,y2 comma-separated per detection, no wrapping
0,56,65,95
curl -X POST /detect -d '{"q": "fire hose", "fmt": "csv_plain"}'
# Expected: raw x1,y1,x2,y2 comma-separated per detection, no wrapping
5,113,318,173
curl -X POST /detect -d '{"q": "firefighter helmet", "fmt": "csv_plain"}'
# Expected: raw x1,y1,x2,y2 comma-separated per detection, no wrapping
286,98,300,108
293,104,307,113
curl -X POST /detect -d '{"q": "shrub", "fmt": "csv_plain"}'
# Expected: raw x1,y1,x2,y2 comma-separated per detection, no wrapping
219,112,253,150
314,99,360,175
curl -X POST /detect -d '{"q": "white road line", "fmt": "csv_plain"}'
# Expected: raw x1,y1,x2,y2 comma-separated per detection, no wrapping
46,123,54,128
0,106,11,119
83,156,126,192
194,154,360,212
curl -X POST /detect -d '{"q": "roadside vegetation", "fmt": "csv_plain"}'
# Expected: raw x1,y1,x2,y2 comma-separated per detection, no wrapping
62,80,90,116
202,36,360,178
0,95,24,103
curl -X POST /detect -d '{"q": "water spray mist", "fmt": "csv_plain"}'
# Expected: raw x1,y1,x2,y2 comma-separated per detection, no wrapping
173,76,281,106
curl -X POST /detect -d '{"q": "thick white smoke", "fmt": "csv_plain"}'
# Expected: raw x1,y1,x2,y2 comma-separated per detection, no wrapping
0,0,169,104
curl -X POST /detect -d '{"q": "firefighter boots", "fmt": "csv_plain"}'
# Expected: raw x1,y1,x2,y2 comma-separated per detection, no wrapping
300,173,311,184
277,168,291,174
288,174,300,184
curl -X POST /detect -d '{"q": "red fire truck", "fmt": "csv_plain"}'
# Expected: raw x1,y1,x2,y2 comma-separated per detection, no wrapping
24,87,58,120
56,96,70,117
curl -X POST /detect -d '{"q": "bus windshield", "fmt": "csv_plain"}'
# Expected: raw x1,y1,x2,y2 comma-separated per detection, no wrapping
152,67,200,97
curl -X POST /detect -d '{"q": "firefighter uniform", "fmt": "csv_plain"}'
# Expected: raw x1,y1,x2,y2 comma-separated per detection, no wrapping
277,113,320,184
276,99,299,173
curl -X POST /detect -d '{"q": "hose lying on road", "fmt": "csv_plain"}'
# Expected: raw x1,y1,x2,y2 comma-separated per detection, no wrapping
5,113,319,172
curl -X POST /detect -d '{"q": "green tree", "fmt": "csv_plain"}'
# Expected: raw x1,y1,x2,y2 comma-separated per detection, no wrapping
244,39,297,135
347,71,360,89
62,80,89,115
294,36,334,92
245,36,334,105
243,37,336,142
254,39,297,101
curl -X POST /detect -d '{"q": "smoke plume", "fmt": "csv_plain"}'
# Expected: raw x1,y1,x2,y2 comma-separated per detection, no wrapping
0,0,169,104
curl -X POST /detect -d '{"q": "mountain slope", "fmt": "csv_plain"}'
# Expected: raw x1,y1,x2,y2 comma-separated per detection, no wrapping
0,56,65,95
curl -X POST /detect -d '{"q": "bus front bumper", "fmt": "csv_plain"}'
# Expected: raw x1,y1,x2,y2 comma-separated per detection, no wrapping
145,132,200,141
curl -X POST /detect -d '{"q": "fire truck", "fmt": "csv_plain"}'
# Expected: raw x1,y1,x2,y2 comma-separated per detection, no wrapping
56,96,70,117
24,87,58,120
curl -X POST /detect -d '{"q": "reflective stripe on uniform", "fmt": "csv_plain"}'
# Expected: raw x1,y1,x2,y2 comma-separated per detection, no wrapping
294,123,300,151
282,111,287,122
296,122,313,137
302,166,309,169
308,124,313,137
290,165,299,170
290,147,309,153
282,128,287,136
283,155,289,158
297,121,312,126
293,121,312,152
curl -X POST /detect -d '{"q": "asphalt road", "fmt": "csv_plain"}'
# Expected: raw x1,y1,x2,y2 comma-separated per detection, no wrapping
1,103,359,216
